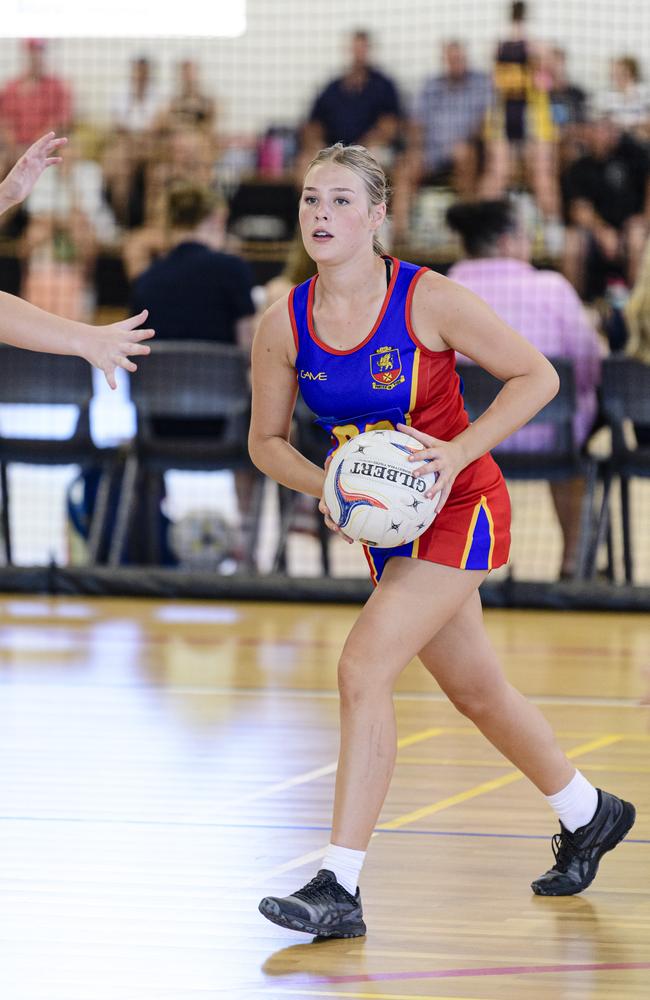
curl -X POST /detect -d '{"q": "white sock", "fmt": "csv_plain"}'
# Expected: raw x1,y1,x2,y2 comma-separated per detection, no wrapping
545,770,599,833
321,843,366,896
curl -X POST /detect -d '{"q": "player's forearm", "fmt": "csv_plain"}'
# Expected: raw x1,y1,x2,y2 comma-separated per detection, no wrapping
249,434,326,498
0,291,88,358
454,361,560,467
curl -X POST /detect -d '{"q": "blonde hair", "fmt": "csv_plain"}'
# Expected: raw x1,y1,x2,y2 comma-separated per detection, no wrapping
306,143,390,256
166,181,223,230
624,238,650,364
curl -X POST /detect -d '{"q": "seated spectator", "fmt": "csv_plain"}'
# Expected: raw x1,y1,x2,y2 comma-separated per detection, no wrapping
103,57,164,229
561,112,650,300
547,47,589,168
447,199,602,578
392,40,492,240
128,181,257,565
0,39,72,154
596,57,650,138
131,181,254,347
624,236,650,363
300,30,401,172
21,129,117,320
480,2,560,225
122,126,218,280
156,60,216,133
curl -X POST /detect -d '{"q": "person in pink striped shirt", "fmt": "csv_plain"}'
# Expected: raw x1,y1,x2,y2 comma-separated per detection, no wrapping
447,199,602,577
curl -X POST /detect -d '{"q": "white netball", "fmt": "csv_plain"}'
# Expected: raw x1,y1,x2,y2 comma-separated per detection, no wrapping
323,429,441,547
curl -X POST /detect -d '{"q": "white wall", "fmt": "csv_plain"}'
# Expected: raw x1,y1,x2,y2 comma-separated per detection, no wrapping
1,0,649,135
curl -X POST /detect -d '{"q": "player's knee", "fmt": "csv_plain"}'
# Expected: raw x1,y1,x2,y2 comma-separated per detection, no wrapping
447,681,503,721
337,653,386,707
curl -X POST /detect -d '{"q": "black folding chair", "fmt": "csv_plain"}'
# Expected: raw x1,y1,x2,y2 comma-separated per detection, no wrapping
0,346,117,565
456,357,598,579
589,356,650,583
272,394,332,575
108,341,264,568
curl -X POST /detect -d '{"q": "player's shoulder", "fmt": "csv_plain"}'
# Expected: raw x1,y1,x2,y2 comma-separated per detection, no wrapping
409,265,465,309
254,292,296,361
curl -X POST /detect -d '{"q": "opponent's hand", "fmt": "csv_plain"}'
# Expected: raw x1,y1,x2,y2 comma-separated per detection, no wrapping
396,422,465,513
0,132,68,208
82,310,155,389
319,452,354,543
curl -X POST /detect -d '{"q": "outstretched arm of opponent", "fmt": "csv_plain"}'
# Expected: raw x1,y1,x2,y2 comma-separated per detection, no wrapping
0,294,155,389
0,132,68,215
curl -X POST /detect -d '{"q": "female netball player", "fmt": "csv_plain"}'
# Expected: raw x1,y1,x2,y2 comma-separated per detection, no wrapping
249,143,635,939
0,132,153,386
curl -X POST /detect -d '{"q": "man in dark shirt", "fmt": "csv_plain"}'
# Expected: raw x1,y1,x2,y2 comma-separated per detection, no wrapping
130,182,256,564
302,30,401,161
132,230,254,344
561,115,650,299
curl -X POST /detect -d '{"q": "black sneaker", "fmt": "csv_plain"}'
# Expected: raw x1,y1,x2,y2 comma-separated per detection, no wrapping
258,869,366,938
531,789,636,896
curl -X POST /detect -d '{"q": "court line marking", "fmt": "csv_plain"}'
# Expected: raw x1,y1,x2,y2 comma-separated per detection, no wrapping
264,993,487,1000
0,682,646,709
377,735,623,830
0,815,647,844
398,757,650,775
266,960,650,995
229,728,445,808
253,735,623,882
243,728,446,883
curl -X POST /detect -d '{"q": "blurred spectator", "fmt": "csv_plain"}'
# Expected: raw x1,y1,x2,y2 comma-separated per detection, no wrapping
549,48,588,131
111,56,163,134
480,2,560,223
129,181,256,564
21,130,117,320
156,60,216,132
548,47,589,169
301,30,401,169
561,114,650,300
596,57,650,138
103,57,164,229
447,199,602,577
624,236,650,364
392,41,492,240
131,181,254,348
258,232,316,313
623,236,650,446
0,39,72,152
122,126,217,279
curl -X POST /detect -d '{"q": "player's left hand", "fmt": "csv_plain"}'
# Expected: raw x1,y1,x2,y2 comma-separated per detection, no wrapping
396,422,465,513
0,132,68,207
82,310,155,389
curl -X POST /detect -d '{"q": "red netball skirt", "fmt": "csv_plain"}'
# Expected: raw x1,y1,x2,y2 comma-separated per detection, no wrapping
363,452,511,585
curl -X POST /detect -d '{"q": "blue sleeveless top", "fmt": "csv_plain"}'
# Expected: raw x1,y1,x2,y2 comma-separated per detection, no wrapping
288,256,470,452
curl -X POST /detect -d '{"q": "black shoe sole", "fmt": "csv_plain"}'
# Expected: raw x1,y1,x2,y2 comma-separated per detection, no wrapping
531,799,636,897
258,897,367,938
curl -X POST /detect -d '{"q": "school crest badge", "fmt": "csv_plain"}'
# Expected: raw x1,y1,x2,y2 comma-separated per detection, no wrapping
370,346,405,390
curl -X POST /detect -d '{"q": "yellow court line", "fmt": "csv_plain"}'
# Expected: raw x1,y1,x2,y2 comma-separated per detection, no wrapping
253,734,624,881
233,729,446,807
251,727,446,883
379,735,624,830
398,756,650,775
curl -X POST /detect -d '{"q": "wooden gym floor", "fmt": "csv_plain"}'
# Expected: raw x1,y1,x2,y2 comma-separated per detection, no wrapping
0,595,648,1000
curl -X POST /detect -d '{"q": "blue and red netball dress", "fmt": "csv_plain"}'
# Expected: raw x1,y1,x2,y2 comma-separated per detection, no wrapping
289,257,511,584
